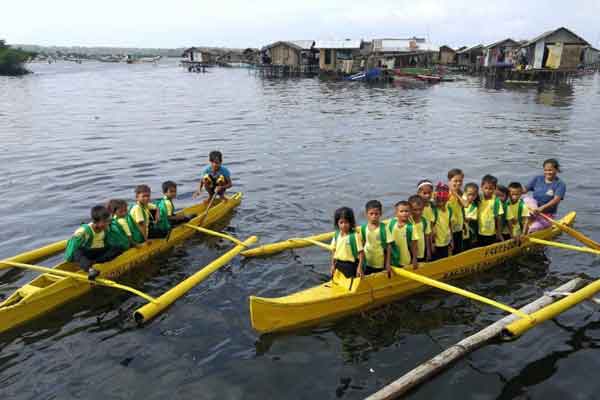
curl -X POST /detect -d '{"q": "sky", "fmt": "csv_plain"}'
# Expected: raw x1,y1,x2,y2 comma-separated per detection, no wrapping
3,0,600,49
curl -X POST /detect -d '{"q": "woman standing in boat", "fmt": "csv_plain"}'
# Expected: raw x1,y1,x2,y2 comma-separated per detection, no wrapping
525,158,566,232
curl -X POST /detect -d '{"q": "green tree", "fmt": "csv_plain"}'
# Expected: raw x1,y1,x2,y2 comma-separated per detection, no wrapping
0,40,33,76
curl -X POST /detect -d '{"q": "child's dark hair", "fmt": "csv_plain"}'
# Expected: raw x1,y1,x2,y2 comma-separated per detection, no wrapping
91,205,110,222
481,174,498,187
334,207,357,230
543,158,561,172
395,200,411,208
135,184,151,195
407,195,424,207
209,151,223,163
416,179,433,192
447,168,464,180
106,199,128,214
365,200,382,212
496,185,509,197
162,180,177,193
508,182,523,191
464,182,479,193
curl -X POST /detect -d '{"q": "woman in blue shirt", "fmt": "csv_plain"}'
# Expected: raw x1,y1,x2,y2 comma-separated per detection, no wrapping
525,158,566,232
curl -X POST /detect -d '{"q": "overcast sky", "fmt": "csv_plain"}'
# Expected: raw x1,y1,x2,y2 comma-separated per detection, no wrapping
3,0,600,48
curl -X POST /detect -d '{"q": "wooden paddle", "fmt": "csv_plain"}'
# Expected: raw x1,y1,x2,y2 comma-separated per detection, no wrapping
0,260,158,304
538,213,600,250
197,193,218,227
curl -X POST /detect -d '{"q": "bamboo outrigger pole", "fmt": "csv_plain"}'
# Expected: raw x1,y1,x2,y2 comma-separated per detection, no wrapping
134,235,258,324
538,213,600,250
364,278,586,400
185,224,249,248
0,260,158,304
0,240,68,271
528,237,600,256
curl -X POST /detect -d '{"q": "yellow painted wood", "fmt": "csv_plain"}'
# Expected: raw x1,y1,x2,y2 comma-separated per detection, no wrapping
0,240,68,270
1,260,158,304
0,193,243,334
134,236,258,324
528,237,600,256
538,213,600,250
289,238,333,252
185,224,247,247
249,212,576,333
504,278,600,337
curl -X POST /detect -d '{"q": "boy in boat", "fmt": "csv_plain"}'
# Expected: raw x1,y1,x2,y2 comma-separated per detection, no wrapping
386,201,418,270
64,205,122,280
478,175,504,246
447,169,466,254
462,182,480,250
330,207,365,279
408,195,432,263
154,181,194,235
431,183,454,261
496,185,511,241
129,184,161,242
359,200,392,276
416,180,435,225
506,182,530,243
193,151,232,202
106,199,139,251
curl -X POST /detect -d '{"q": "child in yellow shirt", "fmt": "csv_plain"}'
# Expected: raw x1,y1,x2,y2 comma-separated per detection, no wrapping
408,195,432,263
386,201,418,269
360,200,391,276
431,183,453,260
478,175,504,246
462,183,479,250
506,182,530,243
417,179,435,225
447,168,466,254
330,207,365,279
496,185,511,241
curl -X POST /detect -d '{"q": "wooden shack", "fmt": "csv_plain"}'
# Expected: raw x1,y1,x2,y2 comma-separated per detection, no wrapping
483,39,520,67
438,45,456,64
456,44,484,69
583,46,600,67
369,38,438,69
315,39,365,74
262,40,316,66
181,47,216,65
518,27,589,70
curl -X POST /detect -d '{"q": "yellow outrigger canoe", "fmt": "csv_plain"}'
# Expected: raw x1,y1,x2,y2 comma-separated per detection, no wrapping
0,193,242,334
249,211,576,334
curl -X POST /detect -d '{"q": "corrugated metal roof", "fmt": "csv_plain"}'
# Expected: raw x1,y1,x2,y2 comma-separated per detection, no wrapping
484,38,519,50
288,40,315,50
372,38,439,53
314,39,362,49
521,27,589,47
456,44,484,54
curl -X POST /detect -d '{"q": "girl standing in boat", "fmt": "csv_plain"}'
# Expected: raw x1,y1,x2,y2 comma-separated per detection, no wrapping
330,207,365,279
525,159,566,232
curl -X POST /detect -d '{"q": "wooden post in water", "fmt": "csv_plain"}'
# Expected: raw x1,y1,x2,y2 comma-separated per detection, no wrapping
364,278,585,400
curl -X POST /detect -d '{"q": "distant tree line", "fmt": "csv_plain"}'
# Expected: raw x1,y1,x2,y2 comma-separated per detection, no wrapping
0,40,36,76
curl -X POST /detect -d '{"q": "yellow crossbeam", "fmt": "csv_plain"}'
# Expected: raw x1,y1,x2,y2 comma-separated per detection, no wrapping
538,213,600,250
529,237,600,256
0,260,158,304
185,224,248,247
289,238,333,252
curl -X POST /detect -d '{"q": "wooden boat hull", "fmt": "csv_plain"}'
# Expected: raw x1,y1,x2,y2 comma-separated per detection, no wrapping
0,193,242,334
249,212,576,334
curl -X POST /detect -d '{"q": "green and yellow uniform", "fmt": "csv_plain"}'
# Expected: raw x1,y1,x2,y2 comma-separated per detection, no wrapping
410,216,431,259
129,202,157,241
155,196,176,233
388,219,416,266
506,199,530,237
432,206,453,247
106,216,133,251
463,202,478,240
64,223,106,261
360,223,388,269
423,202,435,225
331,231,364,263
448,195,464,234
478,196,504,236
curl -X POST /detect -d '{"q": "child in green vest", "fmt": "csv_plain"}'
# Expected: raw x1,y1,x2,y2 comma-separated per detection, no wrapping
431,183,454,261
129,185,161,242
478,175,504,247
462,182,480,250
360,200,391,277
506,182,530,244
408,195,432,263
330,207,364,279
106,199,139,250
64,205,122,280
496,185,511,241
386,201,418,269
154,181,194,235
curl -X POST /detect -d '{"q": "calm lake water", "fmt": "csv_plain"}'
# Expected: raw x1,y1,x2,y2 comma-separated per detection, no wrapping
1,60,600,399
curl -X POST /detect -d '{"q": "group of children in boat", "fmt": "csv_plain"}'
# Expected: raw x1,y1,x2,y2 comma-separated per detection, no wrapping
331,168,546,280
64,151,232,280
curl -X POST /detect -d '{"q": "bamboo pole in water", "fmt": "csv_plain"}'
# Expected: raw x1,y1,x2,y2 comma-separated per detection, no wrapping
364,278,585,400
